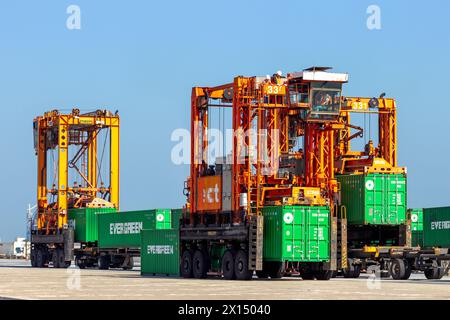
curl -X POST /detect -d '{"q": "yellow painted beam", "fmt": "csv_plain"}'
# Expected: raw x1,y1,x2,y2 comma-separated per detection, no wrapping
36,119,47,230
88,134,97,198
109,122,120,209
57,117,69,229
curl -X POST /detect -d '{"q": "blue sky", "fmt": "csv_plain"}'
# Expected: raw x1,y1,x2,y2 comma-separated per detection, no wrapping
0,1,449,240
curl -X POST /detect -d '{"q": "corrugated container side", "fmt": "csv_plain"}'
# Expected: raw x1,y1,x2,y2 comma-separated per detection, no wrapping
171,208,183,229
97,209,176,248
423,207,450,248
68,209,86,242
97,210,156,248
339,174,364,224
262,206,282,260
141,229,180,276
412,231,423,247
68,207,117,242
262,206,330,263
337,174,407,225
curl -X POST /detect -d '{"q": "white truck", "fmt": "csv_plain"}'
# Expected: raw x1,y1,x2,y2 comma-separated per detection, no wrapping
13,238,31,259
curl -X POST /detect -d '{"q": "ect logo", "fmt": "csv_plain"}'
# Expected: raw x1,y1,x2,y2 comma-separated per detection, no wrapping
203,183,220,204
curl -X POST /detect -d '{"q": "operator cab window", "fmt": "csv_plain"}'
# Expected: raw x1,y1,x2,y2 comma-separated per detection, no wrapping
309,82,342,121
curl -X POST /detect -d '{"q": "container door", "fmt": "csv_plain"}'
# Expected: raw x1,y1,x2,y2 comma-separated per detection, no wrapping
295,207,306,261
411,209,423,231
385,175,406,224
307,207,330,261
385,176,395,224
380,175,388,224
365,175,383,224
307,207,319,260
262,206,283,261
283,207,300,261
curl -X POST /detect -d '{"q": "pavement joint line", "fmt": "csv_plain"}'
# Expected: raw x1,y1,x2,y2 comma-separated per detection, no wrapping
1,260,450,300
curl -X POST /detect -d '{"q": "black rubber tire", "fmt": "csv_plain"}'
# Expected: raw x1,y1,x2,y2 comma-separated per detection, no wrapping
36,248,45,268
424,267,445,280
315,270,333,281
380,270,391,278
424,268,434,279
76,258,86,269
53,248,66,268
402,261,412,280
221,250,236,280
202,249,211,270
234,250,253,280
351,264,361,278
300,268,315,280
256,271,269,279
343,263,361,278
331,270,338,278
192,250,208,279
181,250,193,278
30,249,37,267
44,252,50,267
390,259,406,280
122,256,134,270
52,250,59,268
267,262,284,279
342,269,352,278
98,255,110,270
436,268,445,279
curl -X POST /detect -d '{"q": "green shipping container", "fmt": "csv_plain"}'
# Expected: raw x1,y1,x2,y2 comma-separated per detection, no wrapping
423,207,450,248
141,229,180,276
337,173,407,225
409,208,423,231
262,206,330,262
171,208,183,229
412,231,423,247
68,207,117,242
97,209,172,248
155,209,173,230
408,208,424,247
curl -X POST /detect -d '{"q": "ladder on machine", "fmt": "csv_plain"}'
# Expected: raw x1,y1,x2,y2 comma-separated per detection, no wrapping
248,215,263,271
337,206,348,270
